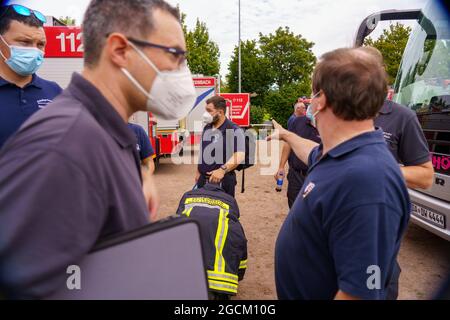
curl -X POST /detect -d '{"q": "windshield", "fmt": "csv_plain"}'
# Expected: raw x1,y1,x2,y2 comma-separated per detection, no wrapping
393,0,450,113
393,0,450,177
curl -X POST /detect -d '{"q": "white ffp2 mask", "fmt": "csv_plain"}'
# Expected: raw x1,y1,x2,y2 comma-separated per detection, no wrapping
121,42,196,121
202,111,213,124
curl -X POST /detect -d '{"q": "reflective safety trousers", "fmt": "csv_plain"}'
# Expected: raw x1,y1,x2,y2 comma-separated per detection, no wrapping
176,184,248,295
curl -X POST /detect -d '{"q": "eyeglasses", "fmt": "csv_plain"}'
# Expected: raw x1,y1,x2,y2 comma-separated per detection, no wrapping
310,91,321,100
128,37,187,65
0,4,47,24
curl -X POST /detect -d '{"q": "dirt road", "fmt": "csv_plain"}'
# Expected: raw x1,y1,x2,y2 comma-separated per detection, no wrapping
154,142,450,300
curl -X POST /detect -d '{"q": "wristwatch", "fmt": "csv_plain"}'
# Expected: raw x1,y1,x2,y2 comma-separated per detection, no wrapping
220,165,228,173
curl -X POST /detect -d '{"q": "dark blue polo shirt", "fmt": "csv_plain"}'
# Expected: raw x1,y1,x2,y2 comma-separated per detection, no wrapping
0,73,149,299
287,116,321,172
0,74,62,149
128,123,155,161
198,118,245,175
287,114,297,128
275,129,410,300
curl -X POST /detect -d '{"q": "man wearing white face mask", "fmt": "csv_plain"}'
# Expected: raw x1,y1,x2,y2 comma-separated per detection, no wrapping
0,4,62,150
0,0,194,299
196,96,246,197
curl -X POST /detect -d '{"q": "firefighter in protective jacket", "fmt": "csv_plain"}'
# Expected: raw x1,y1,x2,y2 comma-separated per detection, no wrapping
176,183,248,298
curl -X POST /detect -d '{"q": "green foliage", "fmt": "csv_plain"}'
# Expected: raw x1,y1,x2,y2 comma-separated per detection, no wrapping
227,27,316,125
59,16,76,26
264,82,311,126
259,27,316,89
364,23,412,84
181,12,220,76
226,40,274,106
250,105,268,125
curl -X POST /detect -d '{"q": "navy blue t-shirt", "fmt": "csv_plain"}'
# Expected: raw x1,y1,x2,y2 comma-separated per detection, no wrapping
275,130,410,300
287,116,321,172
287,114,297,128
0,74,62,149
198,118,245,175
128,123,155,161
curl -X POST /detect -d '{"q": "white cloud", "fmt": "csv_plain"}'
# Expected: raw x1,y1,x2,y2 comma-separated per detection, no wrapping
9,0,428,77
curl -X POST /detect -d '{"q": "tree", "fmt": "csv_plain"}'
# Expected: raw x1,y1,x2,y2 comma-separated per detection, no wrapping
226,40,274,106
259,27,316,89
264,82,311,125
59,16,76,26
364,23,412,84
250,105,268,125
181,14,220,76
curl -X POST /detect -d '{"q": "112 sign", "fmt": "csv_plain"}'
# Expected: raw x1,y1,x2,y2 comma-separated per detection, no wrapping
44,27,84,58
56,32,83,53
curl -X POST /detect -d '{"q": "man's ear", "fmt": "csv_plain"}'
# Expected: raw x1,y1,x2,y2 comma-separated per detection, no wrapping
317,92,328,112
106,33,130,68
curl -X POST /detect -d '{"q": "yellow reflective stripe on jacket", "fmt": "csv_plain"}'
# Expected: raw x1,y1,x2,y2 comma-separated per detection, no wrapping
208,279,238,294
239,259,247,269
181,207,193,217
213,209,229,273
185,207,193,217
207,270,238,285
185,197,230,210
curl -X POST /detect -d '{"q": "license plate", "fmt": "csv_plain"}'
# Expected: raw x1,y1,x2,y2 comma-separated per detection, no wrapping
412,203,446,229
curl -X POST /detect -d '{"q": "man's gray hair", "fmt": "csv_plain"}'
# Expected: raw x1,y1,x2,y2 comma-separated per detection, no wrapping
82,0,180,67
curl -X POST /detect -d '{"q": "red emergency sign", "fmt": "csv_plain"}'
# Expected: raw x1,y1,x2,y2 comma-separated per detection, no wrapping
220,93,251,127
44,27,83,58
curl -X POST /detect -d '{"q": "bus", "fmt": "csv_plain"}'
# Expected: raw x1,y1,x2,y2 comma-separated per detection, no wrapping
355,0,450,241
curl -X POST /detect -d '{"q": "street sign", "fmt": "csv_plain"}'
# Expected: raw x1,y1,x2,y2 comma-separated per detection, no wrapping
220,93,250,127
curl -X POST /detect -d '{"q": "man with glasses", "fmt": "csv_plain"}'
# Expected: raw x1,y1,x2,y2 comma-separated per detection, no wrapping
0,4,62,149
0,0,195,299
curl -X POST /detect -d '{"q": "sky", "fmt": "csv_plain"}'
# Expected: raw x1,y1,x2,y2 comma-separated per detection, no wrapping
6,0,428,77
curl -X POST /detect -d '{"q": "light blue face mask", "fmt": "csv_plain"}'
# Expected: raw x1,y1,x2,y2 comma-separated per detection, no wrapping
306,91,321,128
0,35,44,76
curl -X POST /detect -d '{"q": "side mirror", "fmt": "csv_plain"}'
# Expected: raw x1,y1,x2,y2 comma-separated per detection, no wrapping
354,9,422,47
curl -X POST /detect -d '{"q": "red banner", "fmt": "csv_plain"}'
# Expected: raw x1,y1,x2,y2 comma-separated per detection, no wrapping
44,26,83,58
193,77,216,87
220,93,251,127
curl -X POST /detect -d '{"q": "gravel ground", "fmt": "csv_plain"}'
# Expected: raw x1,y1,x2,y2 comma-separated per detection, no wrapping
154,141,450,300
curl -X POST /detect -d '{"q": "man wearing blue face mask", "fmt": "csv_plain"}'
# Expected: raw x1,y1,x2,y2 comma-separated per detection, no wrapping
0,0,194,299
269,48,410,300
0,4,62,149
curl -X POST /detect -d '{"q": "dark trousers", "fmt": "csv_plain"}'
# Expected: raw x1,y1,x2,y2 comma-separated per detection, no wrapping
198,171,237,198
287,169,307,208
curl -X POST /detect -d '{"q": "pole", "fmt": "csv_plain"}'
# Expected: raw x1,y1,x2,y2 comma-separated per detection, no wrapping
217,74,221,94
238,0,241,94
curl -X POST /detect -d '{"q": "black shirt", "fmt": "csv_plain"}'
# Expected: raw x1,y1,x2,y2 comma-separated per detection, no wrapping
198,118,245,175
0,73,149,299
287,116,321,172
375,100,430,166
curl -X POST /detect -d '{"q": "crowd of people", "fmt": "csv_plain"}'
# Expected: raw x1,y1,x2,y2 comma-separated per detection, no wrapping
0,0,437,300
